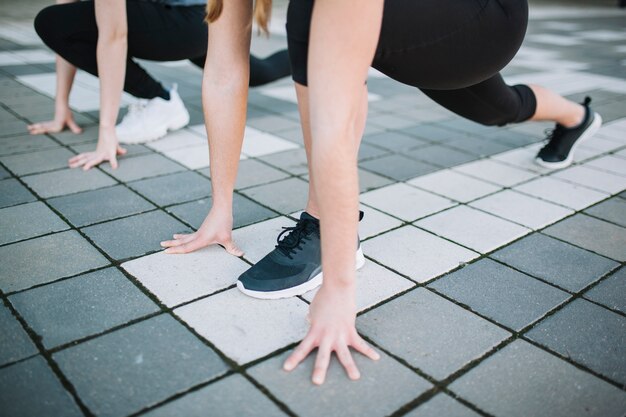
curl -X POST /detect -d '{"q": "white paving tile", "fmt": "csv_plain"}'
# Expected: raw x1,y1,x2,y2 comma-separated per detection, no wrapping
578,30,626,42
146,129,205,153
514,176,608,210
407,169,501,203
453,159,537,187
175,289,309,364
358,204,403,240
580,136,624,153
232,216,295,264
0,21,42,46
573,147,601,163
584,155,626,177
415,206,530,254
489,147,552,174
302,261,414,311
187,124,207,137
597,119,626,143
551,165,626,194
469,190,574,230
615,148,626,160
363,226,479,283
526,34,583,46
361,183,456,221
0,50,55,65
121,246,249,307
241,127,299,157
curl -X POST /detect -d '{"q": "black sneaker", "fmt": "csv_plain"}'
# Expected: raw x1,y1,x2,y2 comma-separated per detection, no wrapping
236,212,366,299
535,97,602,170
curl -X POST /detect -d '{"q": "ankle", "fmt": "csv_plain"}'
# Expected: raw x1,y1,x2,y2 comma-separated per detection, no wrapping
560,104,585,128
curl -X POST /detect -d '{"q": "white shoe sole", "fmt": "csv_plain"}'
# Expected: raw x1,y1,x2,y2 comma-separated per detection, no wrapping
534,112,602,170
237,247,366,300
117,112,190,145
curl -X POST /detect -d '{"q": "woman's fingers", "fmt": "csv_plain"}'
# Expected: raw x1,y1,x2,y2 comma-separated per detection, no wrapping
222,240,244,257
108,154,119,170
312,342,332,385
164,236,210,254
284,334,316,372
336,345,360,380
351,334,380,361
67,119,83,134
68,154,91,168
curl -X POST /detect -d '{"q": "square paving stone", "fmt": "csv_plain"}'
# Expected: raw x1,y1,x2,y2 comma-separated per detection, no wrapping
584,267,626,313
362,130,428,152
585,154,626,177
168,194,277,230
0,178,36,208
514,175,608,210
453,159,536,187
48,185,155,227
241,177,308,215
358,288,510,380
258,147,308,175
175,289,309,364
415,205,530,254
407,169,501,203
128,171,211,207
449,340,626,417
430,259,570,331
357,204,403,239
444,136,513,157
360,154,439,181
0,133,59,156
0,165,10,179
401,124,460,142
404,393,481,417
361,183,456,221
248,350,432,417
0,201,68,245
0,230,109,293
363,226,478,283
526,298,626,385
122,246,249,307
54,314,228,417
101,153,185,182
9,267,159,349
22,167,117,198
0,303,38,366
232,159,290,189
543,214,626,261
0,356,83,417
358,142,391,161
491,233,618,292
358,168,395,193
551,165,626,194
143,374,287,417
584,197,626,227
83,210,190,260
469,190,574,230
405,144,477,169
0,147,74,176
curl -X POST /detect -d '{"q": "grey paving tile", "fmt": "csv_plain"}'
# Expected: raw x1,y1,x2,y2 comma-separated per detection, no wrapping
274,126,304,144
584,267,626,314
449,340,626,417
168,193,277,230
232,159,291,190
360,154,439,181
543,214,626,261
49,124,99,146
358,142,391,161
0,356,83,417
22,167,117,198
10,267,159,349
430,259,569,331
0,178,36,208
249,350,432,417
358,168,395,193
143,374,286,417
71,142,153,158
48,185,155,227
128,171,211,207
0,303,37,367
83,210,190,260
405,144,477,169
0,133,59,156
584,197,626,227
358,288,510,380
401,124,460,142
0,201,68,245
258,148,308,176
101,153,185,182
54,314,228,417
526,298,626,385
484,130,538,147
491,233,618,292
0,230,109,293
444,136,513,158
0,164,9,179
362,131,428,152
241,177,308,215
404,393,481,417
0,147,74,176
246,114,300,133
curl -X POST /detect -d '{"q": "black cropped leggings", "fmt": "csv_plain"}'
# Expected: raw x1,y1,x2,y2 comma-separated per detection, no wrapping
287,0,537,126
34,0,291,99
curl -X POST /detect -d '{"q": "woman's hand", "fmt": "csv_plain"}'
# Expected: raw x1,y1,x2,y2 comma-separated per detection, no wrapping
27,105,82,135
284,284,380,385
68,128,126,170
160,208,243,256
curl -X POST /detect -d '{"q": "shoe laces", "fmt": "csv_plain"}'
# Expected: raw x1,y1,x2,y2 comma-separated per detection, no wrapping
275,218,318,259
539,124,566,153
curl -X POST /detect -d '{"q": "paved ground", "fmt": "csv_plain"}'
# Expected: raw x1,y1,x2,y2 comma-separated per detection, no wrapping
1,2,626,417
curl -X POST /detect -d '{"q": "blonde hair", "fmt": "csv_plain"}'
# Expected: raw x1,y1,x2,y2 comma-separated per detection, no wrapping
206,0,272,35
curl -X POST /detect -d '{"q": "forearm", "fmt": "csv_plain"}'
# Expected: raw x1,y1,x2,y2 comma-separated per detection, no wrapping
96,36,126,130
54,56,76,109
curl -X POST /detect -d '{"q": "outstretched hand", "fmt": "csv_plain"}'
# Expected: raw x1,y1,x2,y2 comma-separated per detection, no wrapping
68,128,126,170
160,208,243,256
28,107,82,135
284,285,380,385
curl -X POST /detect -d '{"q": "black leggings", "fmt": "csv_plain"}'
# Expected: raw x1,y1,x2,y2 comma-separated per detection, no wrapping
286,0,537,126
34,0,291,99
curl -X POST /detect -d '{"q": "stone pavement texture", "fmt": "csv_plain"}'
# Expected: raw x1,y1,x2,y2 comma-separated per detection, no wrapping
1,1,626,416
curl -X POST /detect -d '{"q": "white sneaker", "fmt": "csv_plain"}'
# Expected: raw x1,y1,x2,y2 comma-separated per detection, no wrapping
116,84,190,144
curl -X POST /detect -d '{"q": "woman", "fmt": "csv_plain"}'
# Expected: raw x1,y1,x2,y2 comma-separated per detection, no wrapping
28,0,291,169
162,0,601,384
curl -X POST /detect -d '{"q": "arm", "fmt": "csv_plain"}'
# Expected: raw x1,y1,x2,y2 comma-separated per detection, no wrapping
69,0,127,170
283,0,384,384
28,0,82,135
161,0,252,256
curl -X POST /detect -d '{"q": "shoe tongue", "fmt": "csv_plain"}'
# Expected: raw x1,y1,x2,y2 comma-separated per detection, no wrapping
299,212,319,224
